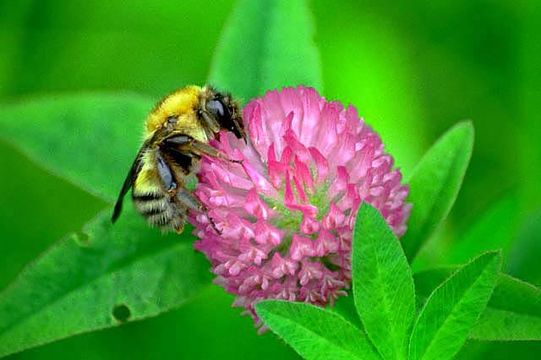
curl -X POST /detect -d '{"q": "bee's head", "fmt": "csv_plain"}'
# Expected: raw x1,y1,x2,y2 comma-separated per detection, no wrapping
203,90,246,141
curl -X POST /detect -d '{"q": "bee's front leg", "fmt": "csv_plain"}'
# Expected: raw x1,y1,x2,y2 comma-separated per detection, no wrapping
190,140,243,164
165,135,242,163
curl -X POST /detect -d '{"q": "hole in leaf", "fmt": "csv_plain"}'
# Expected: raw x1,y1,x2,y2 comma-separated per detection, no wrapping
74,231,90,247
112,304,131,322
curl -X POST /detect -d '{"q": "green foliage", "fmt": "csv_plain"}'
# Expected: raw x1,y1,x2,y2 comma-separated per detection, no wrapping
520,0,541,209
443,193,520,265
0,94,153,202
258,204,533,360
0,141,106,291
0,207,211,357
352,204,415,360
0,0,231,98
476,274,541,340
256,301,380,360
413,192,520,272
208,0,322,101
415,268,541,341
313,7,425,173
409,252,501,360
402,122,474,260
508,209,541,286
1,0,540,359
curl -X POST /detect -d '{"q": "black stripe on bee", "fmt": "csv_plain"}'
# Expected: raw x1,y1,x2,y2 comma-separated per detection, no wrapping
140,207,164,216
133,193,164,201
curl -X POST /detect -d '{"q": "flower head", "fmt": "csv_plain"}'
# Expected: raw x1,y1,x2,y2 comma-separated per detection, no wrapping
190,86,410,325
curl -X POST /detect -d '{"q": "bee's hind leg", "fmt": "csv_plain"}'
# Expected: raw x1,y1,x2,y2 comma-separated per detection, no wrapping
175,187,201,211
176,188,222,235
205,213,222,235
172,218,185,234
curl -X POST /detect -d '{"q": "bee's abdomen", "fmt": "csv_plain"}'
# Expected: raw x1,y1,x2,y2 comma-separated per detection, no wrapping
132,191,185,232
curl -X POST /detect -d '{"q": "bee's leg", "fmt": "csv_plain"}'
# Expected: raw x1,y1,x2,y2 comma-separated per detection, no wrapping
195,202,222,235
176,187,202,211
200,110,220,133
176,187,222,235
187,140,242,164
206,212,222,235
165,135,241,163
173,220,185,234
156,150,177,190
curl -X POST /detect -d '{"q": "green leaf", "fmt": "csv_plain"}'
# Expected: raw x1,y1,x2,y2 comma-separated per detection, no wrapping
409,252,501,360
472,278,541,341
0,207,211,358
445,192,520,264
255,300,380,360
415,268,541,341
508,208,541,287
352,203,415,360
402,122,474,260
0,0,227,98
208,0,322,101
332,293,363,330
0,93,154,202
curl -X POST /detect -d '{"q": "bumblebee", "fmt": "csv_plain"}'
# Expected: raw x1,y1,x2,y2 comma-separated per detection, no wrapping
112,85,246,233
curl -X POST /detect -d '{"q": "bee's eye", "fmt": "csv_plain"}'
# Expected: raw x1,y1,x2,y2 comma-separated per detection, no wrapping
206,99,226,118
205,97,244,139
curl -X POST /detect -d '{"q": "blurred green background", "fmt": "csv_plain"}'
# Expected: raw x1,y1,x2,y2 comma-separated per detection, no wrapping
1,0,540,358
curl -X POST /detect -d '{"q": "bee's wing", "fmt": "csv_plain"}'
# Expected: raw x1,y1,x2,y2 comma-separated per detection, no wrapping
111,148,145,223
